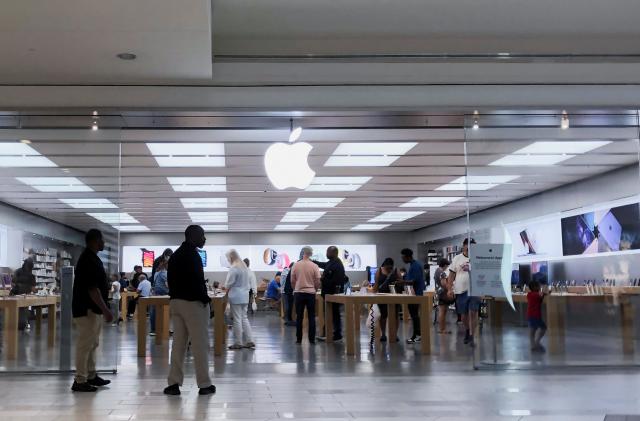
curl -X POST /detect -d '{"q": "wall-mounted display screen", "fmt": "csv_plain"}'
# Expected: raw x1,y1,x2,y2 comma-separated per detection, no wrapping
505,217,563,263
122,244,377,272
141,249,154,268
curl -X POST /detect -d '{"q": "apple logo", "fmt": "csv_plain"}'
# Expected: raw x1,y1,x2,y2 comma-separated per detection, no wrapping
264,129,315,189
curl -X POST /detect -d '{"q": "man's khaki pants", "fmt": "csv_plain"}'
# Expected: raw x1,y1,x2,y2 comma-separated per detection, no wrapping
168,299,212,388
74,311,102,383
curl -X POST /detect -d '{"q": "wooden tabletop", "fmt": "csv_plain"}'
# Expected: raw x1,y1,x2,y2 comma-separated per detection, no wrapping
0,295,60,308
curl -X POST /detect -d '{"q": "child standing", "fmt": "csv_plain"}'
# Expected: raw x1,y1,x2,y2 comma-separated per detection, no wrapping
527,280,547,352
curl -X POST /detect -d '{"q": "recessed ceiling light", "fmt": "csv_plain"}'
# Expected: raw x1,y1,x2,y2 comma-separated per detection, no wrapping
436,175,519,191
188,212,228,223
490,154,574,166
16,177,93,192
20,139,31,144
325,156,399,167
292,198,345,208
180,198,228,209
200,225,229,231
368,211,424,222
59,198,117,209
147,143,226,167
351,224,390,231
281,211,326,222
91,121,98,131
88,212,138,224
274,224,308,231
0,143,57,167
400,197,465,207
325,142,416,167
489,141,611,166
560,111,570,130
112,225,149,232
167,177,227,192
117,52,137,60
305,177,371,192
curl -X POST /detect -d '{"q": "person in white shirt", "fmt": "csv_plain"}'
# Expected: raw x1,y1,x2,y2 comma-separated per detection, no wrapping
136,274,152,298
447,238,479,347
243,258,258,314
109,274,121,326
225,250,255,350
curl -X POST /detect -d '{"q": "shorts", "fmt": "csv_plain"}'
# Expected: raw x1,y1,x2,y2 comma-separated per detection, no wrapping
455,292,481,315
528,318,547,330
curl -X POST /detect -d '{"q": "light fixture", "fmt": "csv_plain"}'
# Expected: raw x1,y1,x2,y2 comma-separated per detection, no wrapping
16,177,93,192
288,119,303,143
167,177,227,192
91,121,98,131
147,143,225,167
117,52,137,60
0,142,57,167
200,225,229,231
400,197,464,207
305,177,371,192
88,212,138,224
324,142,417,167
489,141,611,166
274,224,308,231
92,110,98,116
180,198,228,209
281,211,326,222
351,224,390,231
369,211,424,223
188,212,228,223
20,139,31,144
59,198,117,209
472,110,479,130
560,110,570,130
112,225,149,232
436,175,520,191
292,198,345,208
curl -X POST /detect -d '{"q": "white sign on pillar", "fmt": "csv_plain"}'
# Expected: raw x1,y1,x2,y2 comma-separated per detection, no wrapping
470,243,514,309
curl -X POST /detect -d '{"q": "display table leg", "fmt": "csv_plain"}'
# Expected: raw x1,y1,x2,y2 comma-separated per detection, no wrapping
620,297,635,355
420,296,431,355
354,304,361,338
137,301,147,357
35,306,43,335
546,296,565,355
388,304,398,343
213,299,226,356
121,295,128,324
155,304,164,345
325,300,334,344
402,304,410,324
317,295,324,337
490,300,503,332
345,302,355,355
4,305,19,359
47,303,56,347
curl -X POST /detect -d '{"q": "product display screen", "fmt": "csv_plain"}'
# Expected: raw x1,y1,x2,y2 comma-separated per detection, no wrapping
141,249,154,268
367,266,377,285
531,261,548,285
198,249,207,267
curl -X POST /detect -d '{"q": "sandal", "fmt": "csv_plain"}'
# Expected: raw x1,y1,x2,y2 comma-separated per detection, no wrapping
228,344,243,350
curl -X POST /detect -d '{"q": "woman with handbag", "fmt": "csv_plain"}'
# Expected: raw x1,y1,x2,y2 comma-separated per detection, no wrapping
435,258,454,334
373,258,403,342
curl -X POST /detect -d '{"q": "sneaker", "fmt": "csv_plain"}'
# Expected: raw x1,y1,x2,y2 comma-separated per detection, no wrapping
332,335,343,342
88,376,111,387
532,344,546,353
71,381,98,392
406,337,417,344
414,335,422,343
149,332,156,336
199,385,216,396
468,336,475,348
111,323,117,327
380,335,388,342
316,336,327,342
164,384,181,396
228,344,243,350
243,342,256,349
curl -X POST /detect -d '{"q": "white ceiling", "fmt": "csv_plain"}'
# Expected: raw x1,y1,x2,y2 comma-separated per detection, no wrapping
0,118,637,233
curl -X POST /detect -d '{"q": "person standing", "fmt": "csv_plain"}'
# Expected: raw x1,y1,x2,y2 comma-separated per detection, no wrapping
291,246,321,344
71,229,113,392
434,258,453,334
109,274,122,327
447,238,479,347
12,258,36,330
226,250,255,350
150,260,169,335
151,248,173,284
164,225,216,396
243,258,257,315
281,262,296,326
127,265,146,319
401,248,426,344
314,246,346,341
373,258,403,342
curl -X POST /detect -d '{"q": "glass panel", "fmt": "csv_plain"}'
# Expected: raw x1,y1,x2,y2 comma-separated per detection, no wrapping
0,119,121,373
463,111,640,368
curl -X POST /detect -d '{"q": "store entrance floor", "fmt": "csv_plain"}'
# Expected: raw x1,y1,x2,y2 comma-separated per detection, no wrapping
0,311,638,420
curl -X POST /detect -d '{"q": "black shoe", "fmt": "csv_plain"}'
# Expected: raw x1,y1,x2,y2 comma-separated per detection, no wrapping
88,376,111,387
380,335,387,342
71,381,98,392
463,334,471,345
332,335,343,342
164,384,181,396
199,385,216,396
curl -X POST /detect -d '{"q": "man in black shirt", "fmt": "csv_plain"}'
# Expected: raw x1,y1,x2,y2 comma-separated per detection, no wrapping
314,246,346,341
71,229,113,392
164,225,216,396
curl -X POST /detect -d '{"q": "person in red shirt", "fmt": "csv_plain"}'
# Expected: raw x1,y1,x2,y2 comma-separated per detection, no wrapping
527,280,547,352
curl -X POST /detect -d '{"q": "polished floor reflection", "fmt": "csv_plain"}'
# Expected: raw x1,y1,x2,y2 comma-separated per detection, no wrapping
0,310,638,420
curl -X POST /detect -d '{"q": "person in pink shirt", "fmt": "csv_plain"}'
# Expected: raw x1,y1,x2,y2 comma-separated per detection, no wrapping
291,246,321,344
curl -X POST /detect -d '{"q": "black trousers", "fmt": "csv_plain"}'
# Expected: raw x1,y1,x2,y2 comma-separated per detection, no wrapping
295,293,316,342
283,293,294,321
127,296,137,316
408,304,421,338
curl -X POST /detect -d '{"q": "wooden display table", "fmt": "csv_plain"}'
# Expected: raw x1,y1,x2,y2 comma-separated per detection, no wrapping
0,295,59,359
137,294,228,358
120,290,139,322
324,293,433,356
491,292,636,355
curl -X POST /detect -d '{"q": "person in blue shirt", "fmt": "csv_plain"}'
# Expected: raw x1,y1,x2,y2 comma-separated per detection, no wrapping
265,272,282,301
401,248,425,344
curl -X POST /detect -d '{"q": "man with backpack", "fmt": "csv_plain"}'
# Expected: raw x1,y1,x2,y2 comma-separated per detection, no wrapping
314,246,346,342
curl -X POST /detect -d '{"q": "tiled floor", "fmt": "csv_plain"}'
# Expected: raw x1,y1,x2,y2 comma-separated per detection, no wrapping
0,310,639,420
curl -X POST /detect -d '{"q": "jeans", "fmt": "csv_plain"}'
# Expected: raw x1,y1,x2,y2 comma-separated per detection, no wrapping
408,304,421,338
294,293,316,343
110,298,120,323
283,293,294,321
231,303,254,345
